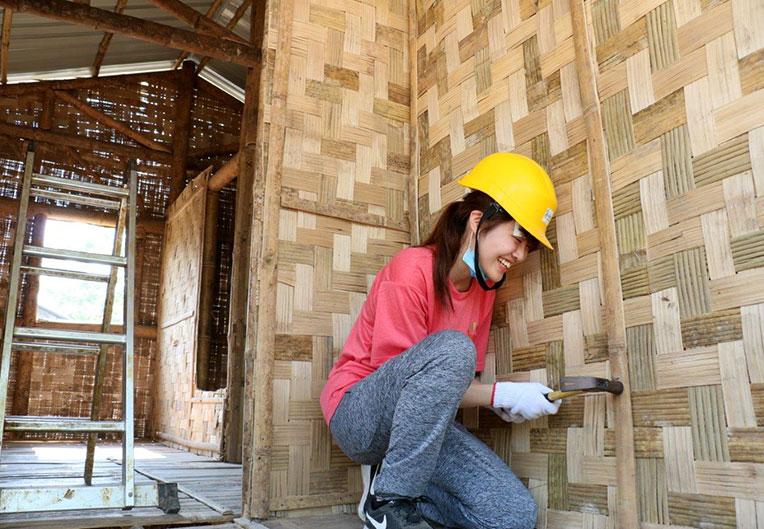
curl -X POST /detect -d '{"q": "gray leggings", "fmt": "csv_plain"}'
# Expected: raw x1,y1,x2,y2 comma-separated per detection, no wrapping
329,330,538,529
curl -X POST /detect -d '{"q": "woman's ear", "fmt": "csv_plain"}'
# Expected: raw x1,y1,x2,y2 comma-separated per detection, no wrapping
467,210,483,236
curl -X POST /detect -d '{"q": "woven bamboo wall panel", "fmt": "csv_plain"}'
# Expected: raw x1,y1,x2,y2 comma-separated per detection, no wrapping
266,0,411,512
593,0,764,526
414,0,621,526
154,174,223,457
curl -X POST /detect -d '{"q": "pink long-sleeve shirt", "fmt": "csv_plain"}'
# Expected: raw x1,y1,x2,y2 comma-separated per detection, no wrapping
320,246,496,425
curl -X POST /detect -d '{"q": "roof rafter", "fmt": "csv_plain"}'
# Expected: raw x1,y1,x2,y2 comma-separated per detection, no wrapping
53,89,172,154
91,0,128,78
194,0,252,75
0,0,259,67
148,0,247,44
172,0,225,68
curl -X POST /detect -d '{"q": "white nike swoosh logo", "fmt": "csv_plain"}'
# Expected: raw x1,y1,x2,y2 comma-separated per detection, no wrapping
367,513,387,529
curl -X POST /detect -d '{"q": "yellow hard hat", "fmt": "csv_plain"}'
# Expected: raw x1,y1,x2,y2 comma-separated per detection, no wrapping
458,152,557,250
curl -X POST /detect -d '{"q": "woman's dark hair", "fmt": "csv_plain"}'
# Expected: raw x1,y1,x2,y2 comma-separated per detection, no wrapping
420,190,539,312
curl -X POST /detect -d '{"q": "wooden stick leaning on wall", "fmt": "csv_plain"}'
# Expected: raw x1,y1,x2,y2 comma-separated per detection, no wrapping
0,0,259,67
248,0,293,517
569,1,639,528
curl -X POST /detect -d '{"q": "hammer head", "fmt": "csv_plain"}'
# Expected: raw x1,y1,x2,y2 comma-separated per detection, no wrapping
559,376,623,395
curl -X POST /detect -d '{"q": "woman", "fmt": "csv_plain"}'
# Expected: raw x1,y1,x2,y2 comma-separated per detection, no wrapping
319,153,562,529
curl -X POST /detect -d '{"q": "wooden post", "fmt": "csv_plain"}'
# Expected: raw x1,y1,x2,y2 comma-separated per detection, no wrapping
91,0,128,77
569,1,639,528
53,90,172,153
407,0,419,244
10,214,45,422
248,0,293,517
196,185,219,391
225,0,265,469
168,61,195,206
1,8,12,84
0,0,259,67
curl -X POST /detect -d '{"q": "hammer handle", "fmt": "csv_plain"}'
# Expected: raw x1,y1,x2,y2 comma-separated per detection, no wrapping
545,390,584,401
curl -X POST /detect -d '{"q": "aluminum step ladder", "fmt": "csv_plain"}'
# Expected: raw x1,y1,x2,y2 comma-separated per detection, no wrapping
0,144,179,514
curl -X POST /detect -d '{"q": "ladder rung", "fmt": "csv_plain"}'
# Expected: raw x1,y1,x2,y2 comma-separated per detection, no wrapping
12,342,101,355
4,416,124,432
21,264,111,282
24,245,127,267
14,327,126,345
32,174,129,198
31,188,122,210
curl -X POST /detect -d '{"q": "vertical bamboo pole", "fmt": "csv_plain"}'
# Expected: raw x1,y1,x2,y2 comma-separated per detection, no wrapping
247,0,293,517
196,187,219,390
225,0,267,466
569,1,639,528
407,0,419,244
168,60,195,206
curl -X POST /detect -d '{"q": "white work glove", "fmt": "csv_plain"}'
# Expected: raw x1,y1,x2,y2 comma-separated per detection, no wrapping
491,382,561,423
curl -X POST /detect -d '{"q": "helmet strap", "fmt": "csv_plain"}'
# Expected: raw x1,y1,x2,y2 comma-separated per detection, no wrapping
473,202,506,291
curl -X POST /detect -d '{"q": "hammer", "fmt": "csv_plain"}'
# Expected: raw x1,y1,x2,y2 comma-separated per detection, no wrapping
545,376,624,401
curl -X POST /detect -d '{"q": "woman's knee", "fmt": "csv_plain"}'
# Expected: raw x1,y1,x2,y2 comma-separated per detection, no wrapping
474,483,538,529
428,330,477,375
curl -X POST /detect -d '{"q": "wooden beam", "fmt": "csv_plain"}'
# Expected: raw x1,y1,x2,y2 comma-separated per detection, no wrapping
249,0,293,517
208,151,239,191
196,185,219,390
195,0,252,75
226,0,264,469
168,61,196,205
172,0,225,69
569,1,639,528
0,122,174,163
1,8,12,84
148,0,247,44
0,196,165,235
0,0,259,67
53,90,172,153
188,142,239,159
91,0,128,78
0,70,180,96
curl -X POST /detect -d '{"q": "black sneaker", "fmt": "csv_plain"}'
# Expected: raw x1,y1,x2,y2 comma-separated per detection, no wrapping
364,496,433,529
358,463,380,522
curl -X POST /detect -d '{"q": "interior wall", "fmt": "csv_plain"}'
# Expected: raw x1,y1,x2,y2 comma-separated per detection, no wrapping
594,0,764,526
416,0,764,528
154,173,224,457
414,0,614,527
265,0,412,512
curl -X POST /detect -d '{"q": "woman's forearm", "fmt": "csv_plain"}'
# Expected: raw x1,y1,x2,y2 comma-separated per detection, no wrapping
460,379,493,408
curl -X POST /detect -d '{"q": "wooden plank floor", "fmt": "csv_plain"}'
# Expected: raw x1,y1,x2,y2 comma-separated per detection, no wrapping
0,440,241,529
